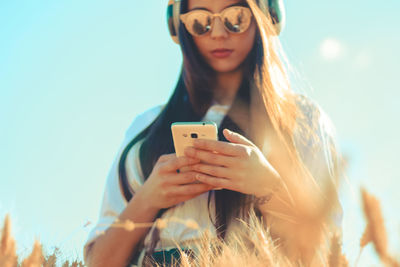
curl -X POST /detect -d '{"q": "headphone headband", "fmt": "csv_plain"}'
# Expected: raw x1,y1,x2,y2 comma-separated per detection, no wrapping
167,0,286,44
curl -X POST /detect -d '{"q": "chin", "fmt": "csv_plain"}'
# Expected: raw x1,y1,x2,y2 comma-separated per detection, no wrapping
209,61,242,74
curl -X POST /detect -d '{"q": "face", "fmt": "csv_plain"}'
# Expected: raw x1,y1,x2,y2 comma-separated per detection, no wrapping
186,0,257,74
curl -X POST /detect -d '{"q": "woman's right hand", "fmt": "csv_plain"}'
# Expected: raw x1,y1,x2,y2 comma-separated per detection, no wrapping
136,153,215,210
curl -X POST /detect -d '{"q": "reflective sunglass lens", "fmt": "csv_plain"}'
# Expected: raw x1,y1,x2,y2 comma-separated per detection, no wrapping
191,16,212,35
224,8,251,33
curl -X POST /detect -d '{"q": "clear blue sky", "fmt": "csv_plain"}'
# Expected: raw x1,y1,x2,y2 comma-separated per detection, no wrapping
1,0,399,265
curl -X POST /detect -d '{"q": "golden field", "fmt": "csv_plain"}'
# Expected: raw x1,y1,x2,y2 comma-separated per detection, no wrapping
1,187,399,267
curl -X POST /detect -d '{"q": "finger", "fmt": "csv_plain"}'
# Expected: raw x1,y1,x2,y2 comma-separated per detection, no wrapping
192,164,231,179
191,139,244,157
184,147,237,167
157,153,176,163
166,171,199,185
170,183,214,196
178,166,192,173
223,129,256,147
161,156,200,172
194,173,234,191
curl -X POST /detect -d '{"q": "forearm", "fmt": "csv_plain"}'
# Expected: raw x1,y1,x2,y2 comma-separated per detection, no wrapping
255,178,339,264
255,167,332,222
86,192,160,267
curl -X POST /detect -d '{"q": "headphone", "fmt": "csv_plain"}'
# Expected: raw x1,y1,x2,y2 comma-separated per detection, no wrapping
167,0,286,44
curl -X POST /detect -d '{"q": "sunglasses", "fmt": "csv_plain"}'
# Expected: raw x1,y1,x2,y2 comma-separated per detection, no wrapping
180,6,253,37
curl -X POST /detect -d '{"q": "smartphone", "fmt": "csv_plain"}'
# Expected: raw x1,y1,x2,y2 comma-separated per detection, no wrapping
171,121,218,157
171,121,222,190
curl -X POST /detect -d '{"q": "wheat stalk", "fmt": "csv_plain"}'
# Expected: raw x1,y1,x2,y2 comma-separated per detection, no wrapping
21,240,44,267
328,232,349,267
361,188,388,259
361,188,400,267
0,214,17,267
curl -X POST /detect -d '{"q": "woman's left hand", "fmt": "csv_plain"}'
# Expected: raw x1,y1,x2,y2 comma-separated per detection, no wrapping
184,128,281,197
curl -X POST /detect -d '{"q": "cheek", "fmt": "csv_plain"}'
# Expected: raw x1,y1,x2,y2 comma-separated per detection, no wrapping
236,24,257,58
193,38,209,58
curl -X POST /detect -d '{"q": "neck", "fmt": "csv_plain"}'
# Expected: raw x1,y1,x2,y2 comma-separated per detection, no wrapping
213,68,243,106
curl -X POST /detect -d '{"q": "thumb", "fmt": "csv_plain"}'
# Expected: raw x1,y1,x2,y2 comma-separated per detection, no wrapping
223,129,255,147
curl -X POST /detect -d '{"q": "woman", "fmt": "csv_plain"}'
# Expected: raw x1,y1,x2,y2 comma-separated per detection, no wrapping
84,0,343,266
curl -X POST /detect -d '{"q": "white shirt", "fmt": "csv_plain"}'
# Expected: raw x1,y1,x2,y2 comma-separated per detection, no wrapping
83,96,343,265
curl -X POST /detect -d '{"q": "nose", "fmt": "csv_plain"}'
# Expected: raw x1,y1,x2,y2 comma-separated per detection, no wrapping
210,17,229,39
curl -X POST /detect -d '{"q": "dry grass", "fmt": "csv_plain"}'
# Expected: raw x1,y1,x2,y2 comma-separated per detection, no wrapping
0,216,84,267
360,189,400,267
0,214,17,267
328,232,349,267
1,187,399,267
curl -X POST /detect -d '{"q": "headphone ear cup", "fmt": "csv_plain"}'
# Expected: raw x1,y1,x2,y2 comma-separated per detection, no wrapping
266,0,286,35
167,0,180,44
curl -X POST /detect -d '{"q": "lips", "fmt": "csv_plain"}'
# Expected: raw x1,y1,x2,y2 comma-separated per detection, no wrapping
211,49,233,58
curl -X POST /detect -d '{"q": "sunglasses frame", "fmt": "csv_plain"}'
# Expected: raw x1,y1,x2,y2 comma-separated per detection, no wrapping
180,6,253,37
